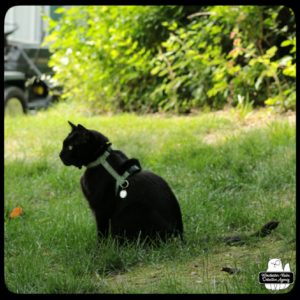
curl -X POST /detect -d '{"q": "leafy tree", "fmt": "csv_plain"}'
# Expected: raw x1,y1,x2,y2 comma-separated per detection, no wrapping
150,6,296,112
45,6,296,113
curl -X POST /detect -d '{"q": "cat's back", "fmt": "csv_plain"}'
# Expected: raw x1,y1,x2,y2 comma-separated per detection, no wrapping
127,170,179,208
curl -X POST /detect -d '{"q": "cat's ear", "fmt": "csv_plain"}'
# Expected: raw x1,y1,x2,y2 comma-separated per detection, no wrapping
68,121,77,130
77,124,87,131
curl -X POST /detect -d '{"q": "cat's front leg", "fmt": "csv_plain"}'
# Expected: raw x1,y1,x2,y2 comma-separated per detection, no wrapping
95,214,110,240
80,175,90,198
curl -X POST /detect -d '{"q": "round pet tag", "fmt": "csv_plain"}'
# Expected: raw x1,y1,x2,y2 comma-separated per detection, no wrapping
120,190,127,198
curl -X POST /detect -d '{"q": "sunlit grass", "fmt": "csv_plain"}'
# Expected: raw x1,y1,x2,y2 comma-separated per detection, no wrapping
4,105,295,293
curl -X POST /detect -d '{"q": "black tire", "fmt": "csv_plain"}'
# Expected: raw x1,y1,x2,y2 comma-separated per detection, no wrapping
4,86,27,115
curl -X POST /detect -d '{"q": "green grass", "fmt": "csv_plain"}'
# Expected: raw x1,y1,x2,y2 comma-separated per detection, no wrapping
4,105,296,293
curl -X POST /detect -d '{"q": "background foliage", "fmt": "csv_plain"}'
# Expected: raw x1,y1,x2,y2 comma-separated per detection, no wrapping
46,6,296,114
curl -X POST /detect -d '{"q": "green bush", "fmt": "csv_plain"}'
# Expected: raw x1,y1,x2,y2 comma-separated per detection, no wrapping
150,6,296,112
45,6,296,113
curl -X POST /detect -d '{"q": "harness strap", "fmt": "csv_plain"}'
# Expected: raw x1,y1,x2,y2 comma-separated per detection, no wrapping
86,147,140,195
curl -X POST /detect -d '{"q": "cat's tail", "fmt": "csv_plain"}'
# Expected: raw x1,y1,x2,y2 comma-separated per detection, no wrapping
223,220,279,246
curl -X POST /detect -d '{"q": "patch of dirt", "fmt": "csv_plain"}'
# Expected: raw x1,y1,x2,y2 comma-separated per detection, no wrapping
202,109,295,145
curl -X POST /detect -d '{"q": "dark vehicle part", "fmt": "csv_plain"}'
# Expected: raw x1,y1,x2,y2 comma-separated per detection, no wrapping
4,23,18,55
4,23,61,114
4,86,27,116
4,71,27,116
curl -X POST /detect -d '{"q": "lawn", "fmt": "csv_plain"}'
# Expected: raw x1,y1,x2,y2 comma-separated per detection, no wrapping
4,106,296,293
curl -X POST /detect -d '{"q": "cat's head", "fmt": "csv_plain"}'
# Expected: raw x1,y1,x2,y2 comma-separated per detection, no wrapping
59,121,110,169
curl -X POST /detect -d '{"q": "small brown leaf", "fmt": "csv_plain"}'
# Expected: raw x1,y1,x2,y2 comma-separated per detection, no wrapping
9,207,23,219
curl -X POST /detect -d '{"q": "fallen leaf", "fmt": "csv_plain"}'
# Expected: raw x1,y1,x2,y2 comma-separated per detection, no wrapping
221,267,240,275
9,207,23,219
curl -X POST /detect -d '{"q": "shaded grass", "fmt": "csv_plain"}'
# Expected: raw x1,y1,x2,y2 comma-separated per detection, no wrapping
4,107,295,293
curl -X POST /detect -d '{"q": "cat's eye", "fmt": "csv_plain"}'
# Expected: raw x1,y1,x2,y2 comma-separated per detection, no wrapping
68,145,73,151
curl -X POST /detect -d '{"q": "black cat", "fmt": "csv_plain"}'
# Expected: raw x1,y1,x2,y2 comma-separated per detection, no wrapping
59,121,184,243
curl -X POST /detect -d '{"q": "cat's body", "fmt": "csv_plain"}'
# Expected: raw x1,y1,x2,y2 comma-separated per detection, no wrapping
60,122,183,242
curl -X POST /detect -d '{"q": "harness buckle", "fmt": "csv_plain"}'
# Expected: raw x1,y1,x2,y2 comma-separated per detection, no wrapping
120,180,129,189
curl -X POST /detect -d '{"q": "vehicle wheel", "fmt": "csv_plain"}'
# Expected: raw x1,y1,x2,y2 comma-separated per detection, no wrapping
4,86,27,116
